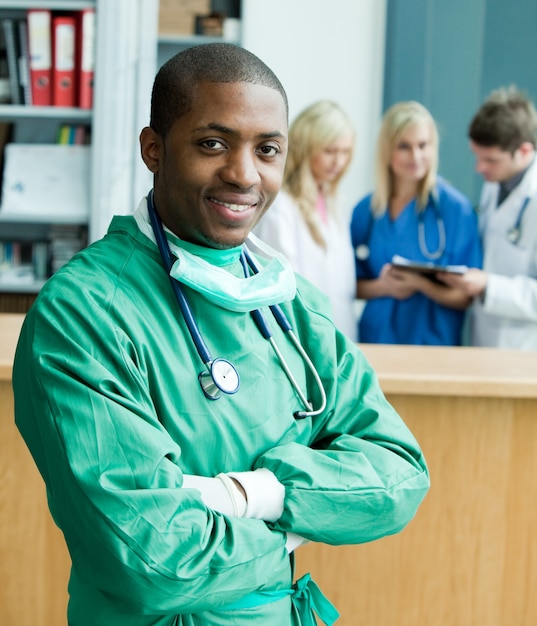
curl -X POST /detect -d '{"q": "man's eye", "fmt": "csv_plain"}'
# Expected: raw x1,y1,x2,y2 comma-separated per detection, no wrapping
259,145,279,157
201,139,225,150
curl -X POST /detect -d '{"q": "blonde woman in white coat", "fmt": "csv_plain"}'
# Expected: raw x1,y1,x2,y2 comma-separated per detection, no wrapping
255,100,357,340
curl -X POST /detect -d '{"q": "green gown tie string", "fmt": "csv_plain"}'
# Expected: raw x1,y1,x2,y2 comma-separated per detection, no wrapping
218,572,340,625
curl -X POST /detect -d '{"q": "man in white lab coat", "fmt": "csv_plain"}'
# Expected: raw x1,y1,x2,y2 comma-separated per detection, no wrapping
439,86,537,349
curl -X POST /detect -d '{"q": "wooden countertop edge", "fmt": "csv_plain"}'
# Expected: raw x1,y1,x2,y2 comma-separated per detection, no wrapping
359,343,537,399
374,375,537,398
2,315,537,398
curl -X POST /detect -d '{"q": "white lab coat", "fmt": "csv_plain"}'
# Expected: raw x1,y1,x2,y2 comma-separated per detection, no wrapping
255,191,357,341
471,156,537,349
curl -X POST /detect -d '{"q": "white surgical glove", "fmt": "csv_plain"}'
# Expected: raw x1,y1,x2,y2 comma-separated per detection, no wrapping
286,532,309,553
182,473,247,517
183,468,284,521
227,467,285,522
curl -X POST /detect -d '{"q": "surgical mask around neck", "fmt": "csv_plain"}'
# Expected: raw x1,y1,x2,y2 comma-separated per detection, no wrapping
168,232,296,313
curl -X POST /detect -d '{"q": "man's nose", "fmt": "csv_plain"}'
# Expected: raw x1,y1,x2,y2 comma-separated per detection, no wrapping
221,149,261,188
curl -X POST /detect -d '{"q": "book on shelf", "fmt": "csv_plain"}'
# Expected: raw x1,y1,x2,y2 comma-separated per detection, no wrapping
2,18,23,104
0,239,45,284
0,224,87,286
49,224,87,274
56,123,90,145
17,18,32,105
0,17,11,103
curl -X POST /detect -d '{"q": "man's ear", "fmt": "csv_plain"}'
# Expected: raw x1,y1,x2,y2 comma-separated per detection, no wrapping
140,126,162,173
518,141,535,158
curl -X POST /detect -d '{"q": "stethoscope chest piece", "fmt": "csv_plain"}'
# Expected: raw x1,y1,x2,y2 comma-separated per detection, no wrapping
355,244,370,261
199,358,240,400
507,227,521,245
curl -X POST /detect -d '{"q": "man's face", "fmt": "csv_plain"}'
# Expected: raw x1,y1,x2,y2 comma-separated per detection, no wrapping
470,141,526,183
142,81,288,249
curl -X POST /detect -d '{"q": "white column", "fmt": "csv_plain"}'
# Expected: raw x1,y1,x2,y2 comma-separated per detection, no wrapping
241,0,387,215
90,0,158,242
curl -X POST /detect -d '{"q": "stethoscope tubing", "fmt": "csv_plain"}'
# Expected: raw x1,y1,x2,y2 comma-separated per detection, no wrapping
417,198,445,260
147,190,213,366
241,250,327,417
146,191,326,418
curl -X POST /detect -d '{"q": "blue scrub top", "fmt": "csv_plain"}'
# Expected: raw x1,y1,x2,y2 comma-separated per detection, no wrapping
350,178,482,345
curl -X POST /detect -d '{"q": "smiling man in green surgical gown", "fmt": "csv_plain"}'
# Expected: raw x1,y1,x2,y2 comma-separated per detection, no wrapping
13,44,430,626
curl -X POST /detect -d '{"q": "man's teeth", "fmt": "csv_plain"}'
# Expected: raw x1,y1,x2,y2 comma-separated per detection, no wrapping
219,201,250,212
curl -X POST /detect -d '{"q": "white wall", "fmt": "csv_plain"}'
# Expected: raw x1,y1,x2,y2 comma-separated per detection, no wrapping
241,0,387,215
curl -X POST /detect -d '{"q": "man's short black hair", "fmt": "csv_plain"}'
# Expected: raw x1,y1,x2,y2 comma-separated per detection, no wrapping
150,43,289,138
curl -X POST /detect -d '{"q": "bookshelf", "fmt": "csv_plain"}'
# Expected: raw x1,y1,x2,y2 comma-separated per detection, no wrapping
0,0,158,311
157,0,242,69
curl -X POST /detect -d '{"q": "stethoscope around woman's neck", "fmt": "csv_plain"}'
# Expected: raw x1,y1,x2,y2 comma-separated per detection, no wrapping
146,190,326,419
355,190,446,262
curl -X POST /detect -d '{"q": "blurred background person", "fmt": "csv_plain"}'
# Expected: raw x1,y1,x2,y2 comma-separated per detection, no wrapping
439,86,537,349
351,101,482,345
255,100,357,340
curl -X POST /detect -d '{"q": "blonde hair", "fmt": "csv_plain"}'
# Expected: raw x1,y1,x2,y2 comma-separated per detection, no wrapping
283,100,355,247
372,101,439,216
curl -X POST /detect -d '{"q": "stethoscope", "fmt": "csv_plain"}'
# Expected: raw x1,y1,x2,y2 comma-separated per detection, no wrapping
355,192,446,262
505,196,531,245
146,190,327,419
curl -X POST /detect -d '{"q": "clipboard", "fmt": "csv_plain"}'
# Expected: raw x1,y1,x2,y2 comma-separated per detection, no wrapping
391,254,468,277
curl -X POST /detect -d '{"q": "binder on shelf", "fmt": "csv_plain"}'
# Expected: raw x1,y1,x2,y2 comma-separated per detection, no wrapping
27,9,52,106
76,8,95,109
0,18,11,103
2,18,22,104
52,14,76,107
0,143,90,221
17,19,32,105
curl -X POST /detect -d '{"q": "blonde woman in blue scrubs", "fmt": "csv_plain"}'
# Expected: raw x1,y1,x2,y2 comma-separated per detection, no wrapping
351,101,482,345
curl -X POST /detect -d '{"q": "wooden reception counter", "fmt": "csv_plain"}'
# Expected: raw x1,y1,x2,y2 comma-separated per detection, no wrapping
296,343,537,626
2,313,537,625
0,314,71,625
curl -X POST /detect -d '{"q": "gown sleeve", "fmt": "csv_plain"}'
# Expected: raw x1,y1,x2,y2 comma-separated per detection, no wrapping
253,325,430,546
13,302,292,616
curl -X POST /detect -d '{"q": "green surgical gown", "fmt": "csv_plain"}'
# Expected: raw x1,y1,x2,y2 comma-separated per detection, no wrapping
13,215,429,625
